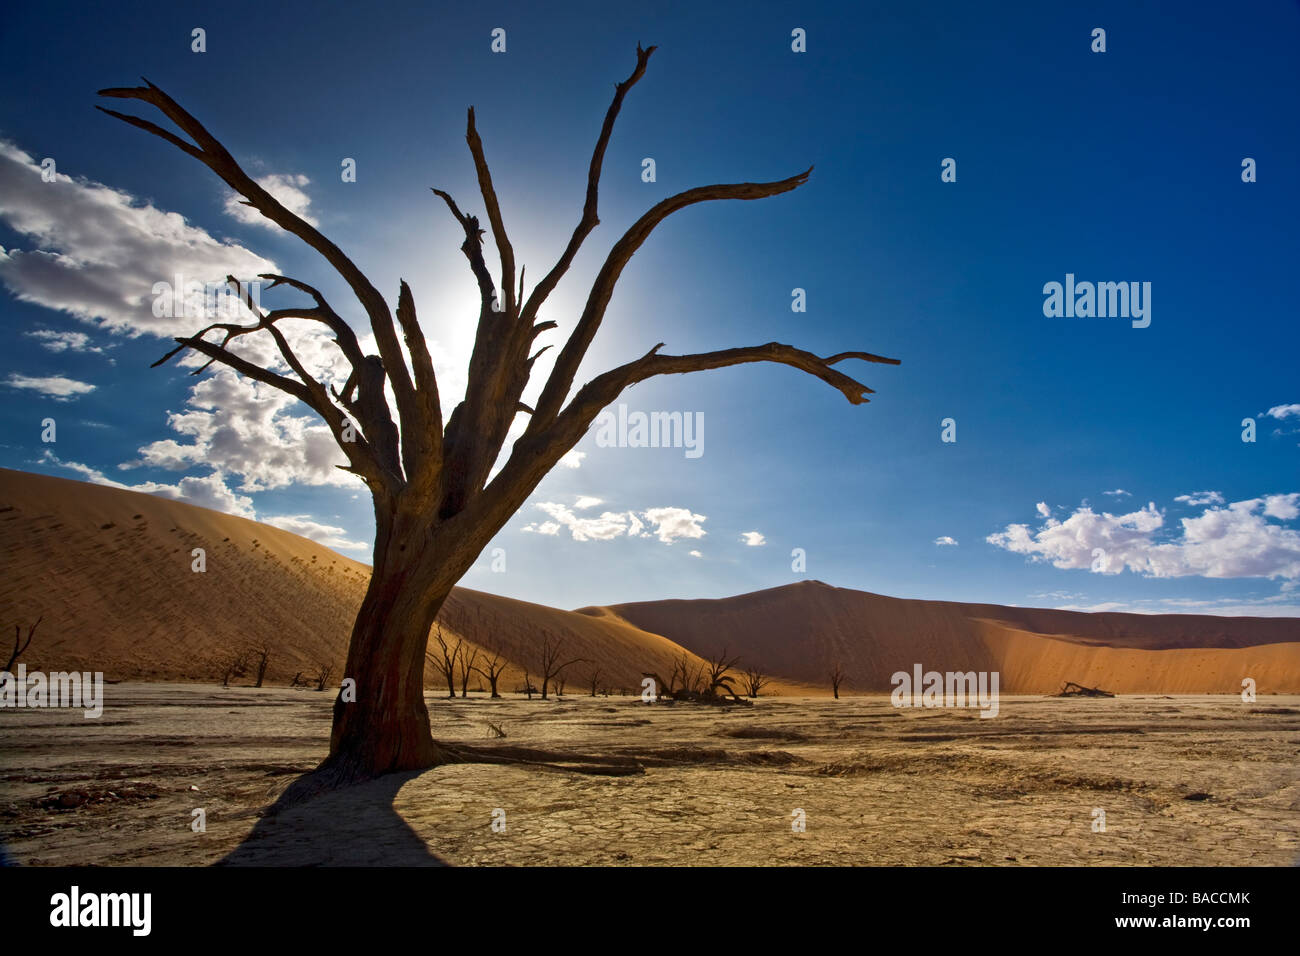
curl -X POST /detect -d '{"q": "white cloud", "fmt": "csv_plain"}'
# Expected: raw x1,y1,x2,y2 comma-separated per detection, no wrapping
644,507,707,545
4,373,96,399
522,501,707,545
689,549,702,558
1054,597,1300,618
1263,404,1300,420
1174,491,1225,507
0,139,275,336
223,173,318,228
24,329,106,353
1262,493,1300,520
573,495,603,510
41,451,255,518
559,450,585,469
988,493,1300,581
1035,502,1051,518
121,369,358,492
1102,489,1130,497
934,535,958,547
261,514,368,551
530,502,628,542
740,531,766,547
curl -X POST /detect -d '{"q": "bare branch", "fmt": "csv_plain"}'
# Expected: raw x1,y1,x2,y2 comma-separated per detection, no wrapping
395,280,443,498
150,281,391,491
465,107,516,315
6,617,40,672
431,188,497,304
611,342,899,405
522,44,656,321
477,340,897,535
97,80,421,470
529,166,814,431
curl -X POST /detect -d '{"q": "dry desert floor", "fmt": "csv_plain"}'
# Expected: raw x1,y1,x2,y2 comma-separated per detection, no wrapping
1,685,1297,866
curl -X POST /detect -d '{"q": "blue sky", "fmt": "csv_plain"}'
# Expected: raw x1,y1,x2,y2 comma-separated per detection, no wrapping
1,0,1298,614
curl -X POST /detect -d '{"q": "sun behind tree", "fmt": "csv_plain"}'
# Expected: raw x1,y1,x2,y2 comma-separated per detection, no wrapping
96,44,899,783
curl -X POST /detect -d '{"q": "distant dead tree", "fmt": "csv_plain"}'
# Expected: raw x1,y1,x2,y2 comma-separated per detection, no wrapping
554,674,568,697
1055,681,1115,698
705,648,744,701
641,649,748,705
426,625,459,699
457,644,480,698
537,633,586,700
641,653,698,701
218,647,251,687
519,668,536,700
830,662,848,699
289,671,307,688
742,668,770,698
98,45,897,779
314,661,334,692
252,642,272,688
472,646,508,698
5,617,39,672
586,666,604,697
665,651,700,696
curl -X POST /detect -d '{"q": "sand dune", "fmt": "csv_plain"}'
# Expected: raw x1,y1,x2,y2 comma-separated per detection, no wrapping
603,582,1300,694
2,467,1296,694
0,468,712,694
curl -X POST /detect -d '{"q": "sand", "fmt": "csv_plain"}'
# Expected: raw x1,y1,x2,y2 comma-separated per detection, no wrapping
2,466,1297,867
1,685,1295,866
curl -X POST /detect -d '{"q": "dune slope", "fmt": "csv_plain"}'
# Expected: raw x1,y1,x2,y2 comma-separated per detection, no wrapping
602,581,1300,693
3,468,1296,694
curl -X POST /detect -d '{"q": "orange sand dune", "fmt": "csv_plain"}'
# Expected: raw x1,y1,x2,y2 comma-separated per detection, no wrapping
0,468,713,693
602,581,1300,694
2,467,1296,695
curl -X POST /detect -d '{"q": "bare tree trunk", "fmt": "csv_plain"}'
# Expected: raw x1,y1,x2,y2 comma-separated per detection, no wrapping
321,518,462,782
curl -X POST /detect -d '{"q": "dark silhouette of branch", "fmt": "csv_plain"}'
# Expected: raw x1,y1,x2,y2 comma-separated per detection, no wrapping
6,617,39,672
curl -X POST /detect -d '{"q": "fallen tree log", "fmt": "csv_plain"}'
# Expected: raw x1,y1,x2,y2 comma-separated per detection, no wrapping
1054,681,1115,698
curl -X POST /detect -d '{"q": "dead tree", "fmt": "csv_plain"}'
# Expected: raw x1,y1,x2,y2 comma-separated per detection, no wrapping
830,662,848,700
640,670,669,701
537,633,585,701
586,666,604,697
520,668,535,700
457,644,480,698
98,46,898,780
252,642,272,688
472,647,508,698
218,648,251,687
1055,681,1115,698
426,625,459,699
5,618,39,672
669,652,701,696
742,668,770,698
314,661,335,692
705,647,744,700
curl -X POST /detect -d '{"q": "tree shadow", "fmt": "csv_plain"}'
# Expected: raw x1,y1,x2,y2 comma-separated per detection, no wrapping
218,769,447,866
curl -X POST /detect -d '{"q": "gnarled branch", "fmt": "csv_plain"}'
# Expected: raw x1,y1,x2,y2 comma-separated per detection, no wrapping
465,107,516,316
97,80,424,477
521,43,657,322
527,166,814,434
